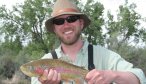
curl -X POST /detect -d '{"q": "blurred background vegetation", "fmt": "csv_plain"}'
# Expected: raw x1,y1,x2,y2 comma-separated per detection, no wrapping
0,0,146,83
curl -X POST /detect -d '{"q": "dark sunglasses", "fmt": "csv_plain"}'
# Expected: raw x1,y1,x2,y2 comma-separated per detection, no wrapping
53,15,80,25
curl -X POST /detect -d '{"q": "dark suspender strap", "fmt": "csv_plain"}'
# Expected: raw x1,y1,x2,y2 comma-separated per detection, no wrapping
51,50,58,59
51,45,95,70
88,44,95,70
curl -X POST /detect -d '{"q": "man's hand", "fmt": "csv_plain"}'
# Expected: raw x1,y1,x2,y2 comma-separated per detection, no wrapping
38,69,61,84
85,69,140,84
85,69,116,84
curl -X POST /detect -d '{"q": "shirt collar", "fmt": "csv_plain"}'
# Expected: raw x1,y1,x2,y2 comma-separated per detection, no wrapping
79,39,89,54
56,39,89,57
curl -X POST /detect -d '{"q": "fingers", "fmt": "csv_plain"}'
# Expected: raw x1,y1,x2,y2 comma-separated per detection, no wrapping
57,73,61,83
90,72,104,84
85,69,97,81
85,69,103,84
85,69,113,84
48,69,61,83
38,69,61,84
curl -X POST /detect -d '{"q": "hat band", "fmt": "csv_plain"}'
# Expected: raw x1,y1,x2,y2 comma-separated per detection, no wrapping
52,8,80,17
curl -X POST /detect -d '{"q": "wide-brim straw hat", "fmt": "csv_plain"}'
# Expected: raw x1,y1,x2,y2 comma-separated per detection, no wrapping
45,0,91,33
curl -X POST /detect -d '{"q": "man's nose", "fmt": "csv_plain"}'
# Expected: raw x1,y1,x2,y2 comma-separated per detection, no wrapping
63,20,70,26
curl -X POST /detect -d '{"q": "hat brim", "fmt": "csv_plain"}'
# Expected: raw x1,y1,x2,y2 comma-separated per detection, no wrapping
45,12,91,33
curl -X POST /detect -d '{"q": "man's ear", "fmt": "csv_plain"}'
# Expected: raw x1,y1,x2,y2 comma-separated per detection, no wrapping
53,25,56,33
80,19,84,30
53,28,56,33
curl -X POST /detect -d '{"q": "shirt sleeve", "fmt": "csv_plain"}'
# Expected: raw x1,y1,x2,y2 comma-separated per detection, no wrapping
108,51,146,84
31,77,41,84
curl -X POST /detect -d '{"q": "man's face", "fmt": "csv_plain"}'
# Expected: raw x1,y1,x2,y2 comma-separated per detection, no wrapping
53,15,84,45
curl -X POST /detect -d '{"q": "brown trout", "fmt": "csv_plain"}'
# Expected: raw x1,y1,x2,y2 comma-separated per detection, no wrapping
20,59,89,81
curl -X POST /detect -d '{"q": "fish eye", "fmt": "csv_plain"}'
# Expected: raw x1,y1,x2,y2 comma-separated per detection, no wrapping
27,66,34,72
40,65,49,69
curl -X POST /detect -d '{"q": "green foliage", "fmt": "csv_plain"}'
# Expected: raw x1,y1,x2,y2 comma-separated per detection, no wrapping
105,2,145,50
142,30,146,43
0,36,22,57
81,0,105,45
0,0,56,54
105,1,146,74
0,56,16,79
118,3,141,39
111,43,146,74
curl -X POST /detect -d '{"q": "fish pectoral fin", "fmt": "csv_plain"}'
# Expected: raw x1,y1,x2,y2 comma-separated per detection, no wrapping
62,77,84,84
39,75,47,81
74,77,84,84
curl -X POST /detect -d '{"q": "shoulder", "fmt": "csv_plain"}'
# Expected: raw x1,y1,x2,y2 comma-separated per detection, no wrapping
41,53,52,59
93,44,124,67
93,44,121,58
41,46,62,59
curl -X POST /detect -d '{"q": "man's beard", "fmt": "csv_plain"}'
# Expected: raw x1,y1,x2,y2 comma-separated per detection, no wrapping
58,30,81,45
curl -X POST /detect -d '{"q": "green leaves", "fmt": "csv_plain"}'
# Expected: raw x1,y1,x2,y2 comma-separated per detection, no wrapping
82,0,105,45
0,56,16,79
105,2,145,50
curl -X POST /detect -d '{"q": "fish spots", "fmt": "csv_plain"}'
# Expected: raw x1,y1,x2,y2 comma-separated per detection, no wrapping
27,65,49,74
55,67,81,75
26,65,81,75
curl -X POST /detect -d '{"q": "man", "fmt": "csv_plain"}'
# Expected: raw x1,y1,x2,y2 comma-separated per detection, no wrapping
31,0,146,84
